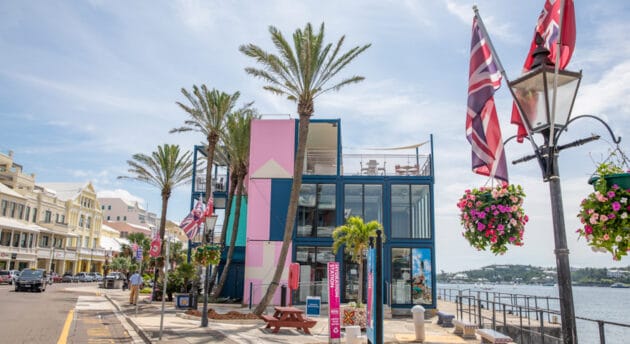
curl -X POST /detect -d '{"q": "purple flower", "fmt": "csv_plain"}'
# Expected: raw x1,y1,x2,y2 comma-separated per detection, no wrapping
607,191,616,198
612,202,621,211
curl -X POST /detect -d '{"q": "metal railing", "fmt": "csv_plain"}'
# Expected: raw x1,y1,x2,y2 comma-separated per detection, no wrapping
439,287,630,344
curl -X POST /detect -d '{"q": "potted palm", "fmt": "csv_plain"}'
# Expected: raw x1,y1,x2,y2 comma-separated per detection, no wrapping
578,151,630,260
332,216,383,329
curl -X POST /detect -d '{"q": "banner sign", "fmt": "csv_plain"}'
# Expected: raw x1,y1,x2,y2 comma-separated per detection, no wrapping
150,238,161,258
327,262,341,343
366,247,375,343
135,247,143,262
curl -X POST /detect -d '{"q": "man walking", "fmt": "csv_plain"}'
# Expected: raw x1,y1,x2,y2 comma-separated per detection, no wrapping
129,271,142,305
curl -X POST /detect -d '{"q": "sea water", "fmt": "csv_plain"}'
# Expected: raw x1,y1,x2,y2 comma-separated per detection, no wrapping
439,283,630,344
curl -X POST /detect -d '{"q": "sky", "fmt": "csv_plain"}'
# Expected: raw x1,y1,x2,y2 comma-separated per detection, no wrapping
1,1,629,273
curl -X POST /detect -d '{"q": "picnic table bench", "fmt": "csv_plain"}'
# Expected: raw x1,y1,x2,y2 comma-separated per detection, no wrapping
453,319,478,339
259,306,317,334
436,311,455,327
476,328,514,343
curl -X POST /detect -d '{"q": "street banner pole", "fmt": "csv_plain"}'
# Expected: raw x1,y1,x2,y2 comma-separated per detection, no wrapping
327,262,340,344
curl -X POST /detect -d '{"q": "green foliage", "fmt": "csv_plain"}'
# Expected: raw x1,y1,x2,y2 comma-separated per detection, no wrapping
110,256,131,273
194,245,221,266
332,216,383,263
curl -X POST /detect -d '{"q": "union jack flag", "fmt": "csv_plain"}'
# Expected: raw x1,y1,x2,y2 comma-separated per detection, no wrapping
180,199,204,240
512,0,576,142
466,17,508,183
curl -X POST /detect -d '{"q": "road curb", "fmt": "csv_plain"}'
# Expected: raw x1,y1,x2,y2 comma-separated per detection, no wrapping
104,293,152,344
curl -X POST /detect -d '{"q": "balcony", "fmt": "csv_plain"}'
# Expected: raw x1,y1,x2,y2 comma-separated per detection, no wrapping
342,154,432,177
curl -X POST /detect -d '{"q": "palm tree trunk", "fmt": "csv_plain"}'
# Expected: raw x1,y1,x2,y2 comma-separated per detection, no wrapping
212,175,243,297
253,113,310,315
152,192,169,301
209,170,238,297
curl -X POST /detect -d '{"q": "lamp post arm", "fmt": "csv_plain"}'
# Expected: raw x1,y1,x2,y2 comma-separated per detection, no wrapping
556,114,622,145
556,135,600,153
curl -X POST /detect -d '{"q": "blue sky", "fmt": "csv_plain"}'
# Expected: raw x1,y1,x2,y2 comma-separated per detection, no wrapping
1,1,629,272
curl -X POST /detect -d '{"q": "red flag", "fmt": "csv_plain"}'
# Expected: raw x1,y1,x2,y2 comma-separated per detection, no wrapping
466,17,509,183
511,0,576,142
203,197,214,219
150,238,161,258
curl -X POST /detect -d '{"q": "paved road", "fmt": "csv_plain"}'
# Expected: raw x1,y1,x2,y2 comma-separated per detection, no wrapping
0,282,134,344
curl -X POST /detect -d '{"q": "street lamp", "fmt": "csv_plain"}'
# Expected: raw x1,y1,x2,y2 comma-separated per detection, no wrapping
508,39,620,344
201,213,219,327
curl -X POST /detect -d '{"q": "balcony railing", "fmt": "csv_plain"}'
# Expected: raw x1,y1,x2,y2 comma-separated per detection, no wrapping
194,174,228,193
342,154,432,177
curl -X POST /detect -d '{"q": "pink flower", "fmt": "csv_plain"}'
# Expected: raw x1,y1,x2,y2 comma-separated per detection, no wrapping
497,224,505,232
607,191,616,198
603,234,610,241
584,225,593,235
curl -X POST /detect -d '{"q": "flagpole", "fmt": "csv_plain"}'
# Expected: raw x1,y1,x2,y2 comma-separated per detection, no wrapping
472,6,541,155
549,0,567,149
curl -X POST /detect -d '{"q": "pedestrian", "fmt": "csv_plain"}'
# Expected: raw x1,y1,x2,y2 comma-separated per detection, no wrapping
129,271,143,305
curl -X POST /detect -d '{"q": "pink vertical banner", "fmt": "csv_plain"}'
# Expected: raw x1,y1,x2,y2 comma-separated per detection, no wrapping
327,262,341,342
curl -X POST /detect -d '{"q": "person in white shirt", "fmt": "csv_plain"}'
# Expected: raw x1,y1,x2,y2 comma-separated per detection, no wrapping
129,271,143,305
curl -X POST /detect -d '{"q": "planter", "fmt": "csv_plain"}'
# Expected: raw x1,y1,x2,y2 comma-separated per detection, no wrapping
342,306,367,329
589,173,630,190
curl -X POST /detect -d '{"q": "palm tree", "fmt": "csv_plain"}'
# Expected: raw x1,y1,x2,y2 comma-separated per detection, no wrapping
212,108,256,297
172,85,247,225
119,144,193,298
240,22,370,314
332,216,383,304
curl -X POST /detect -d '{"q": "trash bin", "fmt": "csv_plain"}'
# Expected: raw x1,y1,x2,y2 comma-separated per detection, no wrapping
411,305,426,342
105,279,115,289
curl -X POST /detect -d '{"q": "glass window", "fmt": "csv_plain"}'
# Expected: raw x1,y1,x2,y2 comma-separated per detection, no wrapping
0,231,10,246
390,247,433,305
391,248,412,304
79,215,84,227
294,246,334,303
17,204,24,220
1,200,7,216
25,206,30,221
41,235,49,247
32,208,37,223
297,183,336,238
19,233,27,248
44,210,52,223
343,252,363,302
108,205,111,210
10,202,16,218
343,184,382,222
391,185,432,239
87,216,92,229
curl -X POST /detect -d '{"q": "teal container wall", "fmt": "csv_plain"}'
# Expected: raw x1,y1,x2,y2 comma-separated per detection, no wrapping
225,196,248,246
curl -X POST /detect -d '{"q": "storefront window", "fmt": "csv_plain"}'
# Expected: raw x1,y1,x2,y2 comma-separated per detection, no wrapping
390,247,433,305
297,184,336,238
343,253,362,302
294,246,334,302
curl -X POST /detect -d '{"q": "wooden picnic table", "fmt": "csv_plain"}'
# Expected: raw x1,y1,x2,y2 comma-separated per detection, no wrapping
259,306,317,334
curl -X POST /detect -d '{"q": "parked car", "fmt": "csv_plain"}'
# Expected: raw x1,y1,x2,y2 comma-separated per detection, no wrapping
75,272,94,283
105,272,125,280
49,272,63,284
9,270,20,284
62,272,75,283
88,272,103,282
0,270,11,284
15,269,47,292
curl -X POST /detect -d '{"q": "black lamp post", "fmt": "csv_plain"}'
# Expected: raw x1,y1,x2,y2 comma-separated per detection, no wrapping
508,38,620,344
200,214,218,328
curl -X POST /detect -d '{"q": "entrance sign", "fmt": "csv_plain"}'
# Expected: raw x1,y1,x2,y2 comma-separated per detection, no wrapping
366,247,375,343
306,296,321,317
327,262,340,343
136,247,143,262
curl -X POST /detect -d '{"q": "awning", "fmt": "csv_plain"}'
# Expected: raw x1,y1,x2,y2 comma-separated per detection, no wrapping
0,217,46,233
99,236,122,252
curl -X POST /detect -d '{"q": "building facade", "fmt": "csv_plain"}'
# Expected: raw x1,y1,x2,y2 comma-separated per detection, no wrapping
98,197,157,230
191,118,436,312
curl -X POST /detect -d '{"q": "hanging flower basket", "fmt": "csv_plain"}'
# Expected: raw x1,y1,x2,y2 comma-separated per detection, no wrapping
457,184,528,254
193,245,221,266
578,160,630,261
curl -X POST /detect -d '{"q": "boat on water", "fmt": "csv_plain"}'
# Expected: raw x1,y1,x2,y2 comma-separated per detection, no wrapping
610,282,630,288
